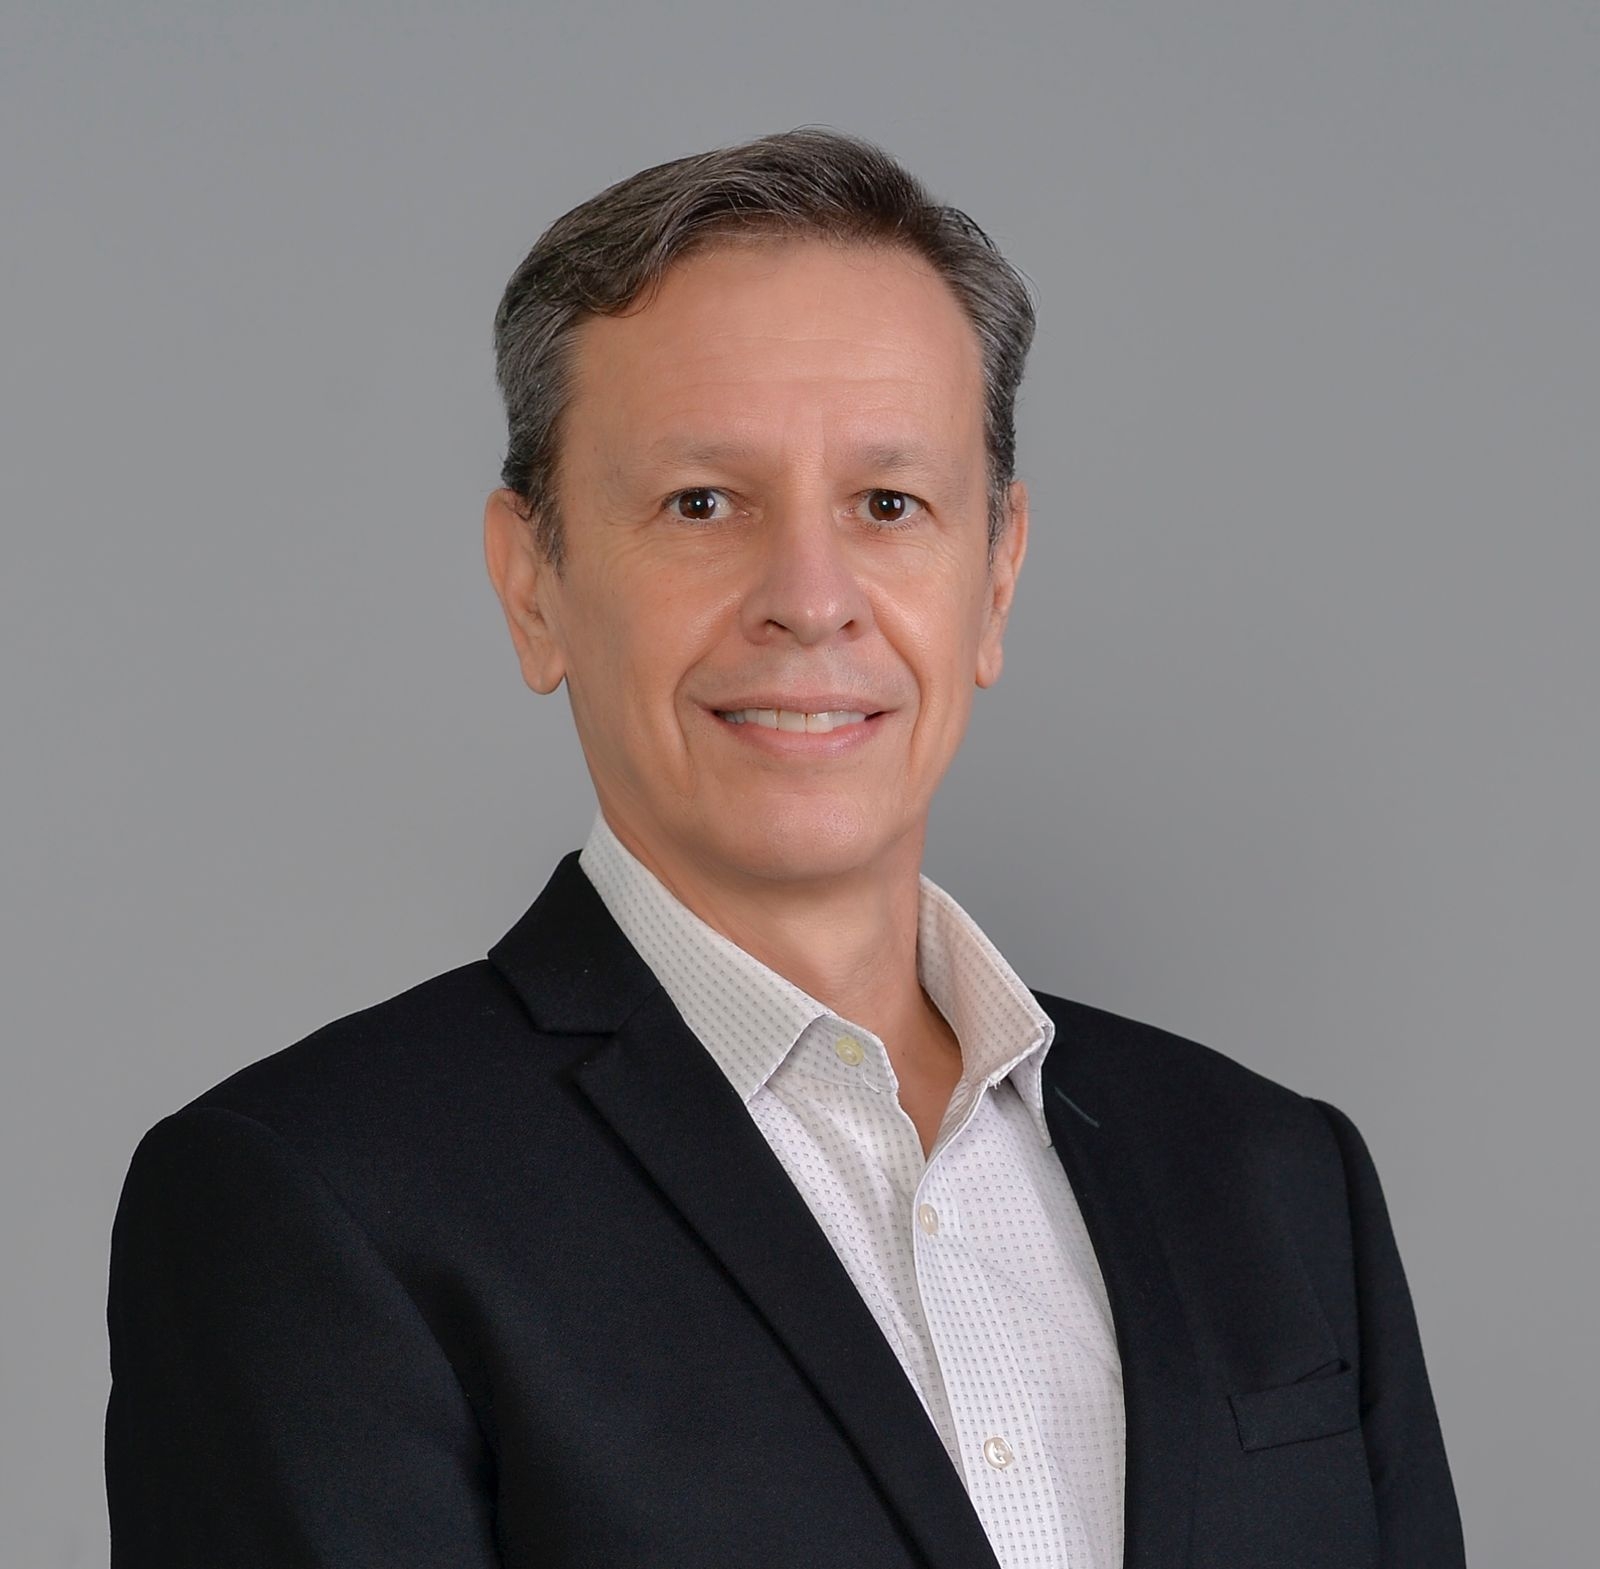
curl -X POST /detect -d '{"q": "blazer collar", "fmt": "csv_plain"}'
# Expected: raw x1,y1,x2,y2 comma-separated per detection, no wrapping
487,850,661,1035
488,850,1006,1569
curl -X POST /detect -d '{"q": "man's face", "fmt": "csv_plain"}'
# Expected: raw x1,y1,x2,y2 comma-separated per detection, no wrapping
485,236,1028,890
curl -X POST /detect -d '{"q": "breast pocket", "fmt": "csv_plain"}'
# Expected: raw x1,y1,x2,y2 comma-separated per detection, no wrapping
1228,1359,1361,1452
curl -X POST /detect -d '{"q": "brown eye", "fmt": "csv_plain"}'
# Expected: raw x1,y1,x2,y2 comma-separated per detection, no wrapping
862,489,923,528
669,488,726,523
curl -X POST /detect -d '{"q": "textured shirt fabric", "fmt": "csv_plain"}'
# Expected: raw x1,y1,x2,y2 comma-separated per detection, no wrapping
577,808,1126,1569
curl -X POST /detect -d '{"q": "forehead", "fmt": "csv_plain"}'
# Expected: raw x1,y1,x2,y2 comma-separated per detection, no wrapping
564,237,987,470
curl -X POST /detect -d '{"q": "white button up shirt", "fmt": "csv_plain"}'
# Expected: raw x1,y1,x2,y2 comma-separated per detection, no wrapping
579,808,1126,1569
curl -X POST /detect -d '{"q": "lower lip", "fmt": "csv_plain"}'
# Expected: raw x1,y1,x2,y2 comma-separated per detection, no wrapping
706,709,890,758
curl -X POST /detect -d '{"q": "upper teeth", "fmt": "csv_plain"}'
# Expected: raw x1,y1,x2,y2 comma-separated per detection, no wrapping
720,708,869,733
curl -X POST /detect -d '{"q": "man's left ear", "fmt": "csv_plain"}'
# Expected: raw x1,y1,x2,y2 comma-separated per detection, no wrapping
975,479,1030,690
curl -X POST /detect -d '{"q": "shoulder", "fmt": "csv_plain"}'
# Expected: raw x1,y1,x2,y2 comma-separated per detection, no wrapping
1030,986,1353,1178
1032,987,1311,1109
115,950,610,1271
124,956,568,1192
1029,991,1386,1289
187,958,529,1122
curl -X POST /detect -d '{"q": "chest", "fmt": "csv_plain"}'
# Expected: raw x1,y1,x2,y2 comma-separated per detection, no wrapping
745,1068,1127,1566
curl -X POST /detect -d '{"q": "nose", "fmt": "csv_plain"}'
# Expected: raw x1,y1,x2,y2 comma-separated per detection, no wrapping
739,500,873,647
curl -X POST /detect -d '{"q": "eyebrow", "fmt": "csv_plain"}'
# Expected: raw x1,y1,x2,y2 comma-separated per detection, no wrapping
643,435,954,480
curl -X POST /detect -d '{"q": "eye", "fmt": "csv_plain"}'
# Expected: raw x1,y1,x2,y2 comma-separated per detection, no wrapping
664,487,734,524
858,489,925,529
662,486,927,528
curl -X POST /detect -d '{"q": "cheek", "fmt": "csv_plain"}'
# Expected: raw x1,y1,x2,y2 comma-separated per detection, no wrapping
586,583,717,739
881,581,987,703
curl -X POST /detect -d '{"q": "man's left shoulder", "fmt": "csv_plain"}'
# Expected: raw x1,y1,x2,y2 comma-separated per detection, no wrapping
1030,986,1343,1152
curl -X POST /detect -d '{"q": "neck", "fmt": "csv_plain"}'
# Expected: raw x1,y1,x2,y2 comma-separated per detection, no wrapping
597,804,946,1055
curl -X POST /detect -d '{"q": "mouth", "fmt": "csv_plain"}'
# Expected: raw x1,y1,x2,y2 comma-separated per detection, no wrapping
704,703,892,756
712,706,886,735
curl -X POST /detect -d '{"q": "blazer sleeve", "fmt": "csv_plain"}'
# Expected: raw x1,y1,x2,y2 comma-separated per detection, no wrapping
1309,1098,1466,1568
105,1103,502,1568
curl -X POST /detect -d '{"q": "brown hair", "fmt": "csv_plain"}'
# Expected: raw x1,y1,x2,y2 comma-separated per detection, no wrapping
492,125,1037,572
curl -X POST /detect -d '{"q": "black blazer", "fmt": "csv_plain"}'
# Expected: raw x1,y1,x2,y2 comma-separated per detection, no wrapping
106,850,1465,1568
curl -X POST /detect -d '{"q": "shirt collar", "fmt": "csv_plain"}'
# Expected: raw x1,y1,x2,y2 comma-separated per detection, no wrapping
577,806,1056,1145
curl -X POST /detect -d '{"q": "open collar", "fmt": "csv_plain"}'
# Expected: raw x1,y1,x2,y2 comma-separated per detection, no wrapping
577,807,1055,1143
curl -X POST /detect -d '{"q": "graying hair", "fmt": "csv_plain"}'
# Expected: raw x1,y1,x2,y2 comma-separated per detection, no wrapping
492,126,1037,573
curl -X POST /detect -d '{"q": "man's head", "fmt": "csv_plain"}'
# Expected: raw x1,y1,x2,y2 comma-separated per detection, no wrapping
483,127,1038,893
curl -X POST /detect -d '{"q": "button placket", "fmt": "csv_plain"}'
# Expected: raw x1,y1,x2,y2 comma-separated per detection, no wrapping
909,1136,1073,1565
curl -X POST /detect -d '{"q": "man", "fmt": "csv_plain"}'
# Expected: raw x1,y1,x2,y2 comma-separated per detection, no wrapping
105,128,1465,1567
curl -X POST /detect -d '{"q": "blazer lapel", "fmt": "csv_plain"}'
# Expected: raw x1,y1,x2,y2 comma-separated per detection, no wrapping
1041,1024,1201,1569
489,853,1003,1569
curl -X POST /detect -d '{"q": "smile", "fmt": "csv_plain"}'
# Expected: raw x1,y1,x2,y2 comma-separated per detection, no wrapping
716,708,871,733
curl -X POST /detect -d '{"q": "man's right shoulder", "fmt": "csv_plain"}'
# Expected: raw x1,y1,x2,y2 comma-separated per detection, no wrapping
140,955,573,1168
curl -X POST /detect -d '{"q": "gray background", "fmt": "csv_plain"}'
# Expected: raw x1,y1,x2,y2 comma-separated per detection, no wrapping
3,2,1594,1563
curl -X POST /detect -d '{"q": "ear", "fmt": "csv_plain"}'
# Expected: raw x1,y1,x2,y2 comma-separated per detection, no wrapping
483,488,567,695
975,479,1030,690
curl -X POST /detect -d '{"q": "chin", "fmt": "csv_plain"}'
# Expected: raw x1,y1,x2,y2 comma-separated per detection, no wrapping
707,797,890,883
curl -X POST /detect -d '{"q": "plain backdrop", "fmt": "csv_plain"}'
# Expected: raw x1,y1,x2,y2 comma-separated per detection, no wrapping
3,3,1595,1564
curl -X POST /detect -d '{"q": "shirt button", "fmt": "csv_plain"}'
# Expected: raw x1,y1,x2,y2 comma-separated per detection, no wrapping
833,1035,865,1066
982,1435,1015,1470
917,1203,940,1234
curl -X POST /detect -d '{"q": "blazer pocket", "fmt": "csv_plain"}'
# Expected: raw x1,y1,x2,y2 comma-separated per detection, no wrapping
1228,1360,1360,1452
